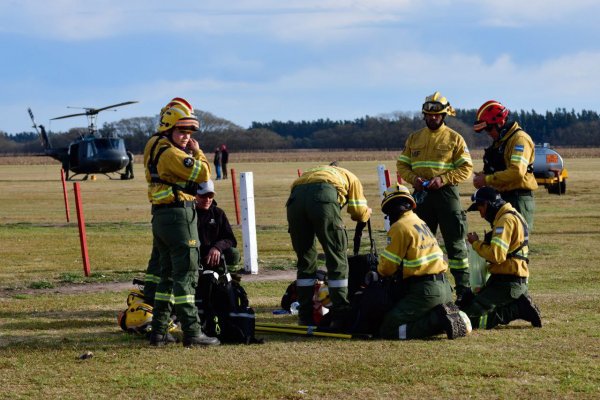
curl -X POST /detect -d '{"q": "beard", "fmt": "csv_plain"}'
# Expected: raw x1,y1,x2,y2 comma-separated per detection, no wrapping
425,117,444,130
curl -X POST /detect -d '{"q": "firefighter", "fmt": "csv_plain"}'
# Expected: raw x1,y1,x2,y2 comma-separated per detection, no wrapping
464,186,542,329
472,100,537,230
143,97,219,347
286,164,371,328
378,184,470,340
396,91,474,307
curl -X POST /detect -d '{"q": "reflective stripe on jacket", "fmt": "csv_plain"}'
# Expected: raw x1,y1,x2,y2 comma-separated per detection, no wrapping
291,165,370,222
143,135,211,204
396,124,473,186
472,203,529,277
377,210,448,279
484,122,538,192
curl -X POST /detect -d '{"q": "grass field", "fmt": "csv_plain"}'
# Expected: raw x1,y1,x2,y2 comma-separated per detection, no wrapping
1,153,599,399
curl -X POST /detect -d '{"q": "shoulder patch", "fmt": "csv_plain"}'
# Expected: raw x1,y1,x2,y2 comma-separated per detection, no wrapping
387,237,392,245
183,157,195,168
514,144,524,152
495,227,504,234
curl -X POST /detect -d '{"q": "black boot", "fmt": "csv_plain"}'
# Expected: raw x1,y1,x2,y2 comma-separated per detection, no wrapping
516,295,542,328
149,332,178,346
435,303,469,340
183,331,221,347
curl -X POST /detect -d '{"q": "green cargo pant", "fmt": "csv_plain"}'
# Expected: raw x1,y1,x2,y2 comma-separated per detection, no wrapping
501,191,535,232
379,276,453,339
151,206,201,337
464,275,528,329
286,183,349,322
143,246,161,306
415,185,470,289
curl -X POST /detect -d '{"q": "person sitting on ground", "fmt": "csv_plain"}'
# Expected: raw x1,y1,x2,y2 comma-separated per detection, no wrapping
377,184,470,340
464,186,542,329
196,180,240,273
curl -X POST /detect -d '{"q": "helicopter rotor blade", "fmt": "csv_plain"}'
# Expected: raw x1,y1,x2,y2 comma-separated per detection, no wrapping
93,101,139,113
51,111,89,120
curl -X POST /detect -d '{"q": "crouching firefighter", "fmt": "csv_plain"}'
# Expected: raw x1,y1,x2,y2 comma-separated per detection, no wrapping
377,184,470,340
143,97,219,347
464,186,542,329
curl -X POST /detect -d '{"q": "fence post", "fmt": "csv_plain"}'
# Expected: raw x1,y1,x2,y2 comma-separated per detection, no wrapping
231,168,241,225
377,164,390,231
61,168,70,222
73,182,91,276
240,172,258,274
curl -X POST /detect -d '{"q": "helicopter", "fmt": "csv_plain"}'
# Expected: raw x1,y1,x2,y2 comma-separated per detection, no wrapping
28,101,138,181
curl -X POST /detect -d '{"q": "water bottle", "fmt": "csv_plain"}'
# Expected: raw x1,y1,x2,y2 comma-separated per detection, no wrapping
290,301,300,315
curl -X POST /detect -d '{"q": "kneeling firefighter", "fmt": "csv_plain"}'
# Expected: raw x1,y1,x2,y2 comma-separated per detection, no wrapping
464,186,542,329
377,184,470,340
143,97,219,347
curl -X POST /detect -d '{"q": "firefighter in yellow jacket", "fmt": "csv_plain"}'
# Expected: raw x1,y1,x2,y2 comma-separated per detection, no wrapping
286,164,371,328
472,100,538,230
378,184,470,340
465,186,542,330
143,97,219,347
396,91,473,307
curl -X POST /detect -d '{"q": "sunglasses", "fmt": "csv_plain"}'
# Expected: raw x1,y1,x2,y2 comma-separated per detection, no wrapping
484,125,495,132
423,101,446,113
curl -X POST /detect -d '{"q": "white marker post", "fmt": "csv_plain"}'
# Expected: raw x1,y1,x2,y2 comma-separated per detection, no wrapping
377,164,391,231
240,172,259,274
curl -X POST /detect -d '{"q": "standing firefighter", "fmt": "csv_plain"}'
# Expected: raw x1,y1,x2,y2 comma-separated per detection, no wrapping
472,100,537,230
396,91,474,306
465,187,542,330
286,165,371,328
378,184,470,340
143,97,219,347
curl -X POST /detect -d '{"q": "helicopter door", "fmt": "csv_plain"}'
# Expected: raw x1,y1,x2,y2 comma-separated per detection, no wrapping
69,143,80,168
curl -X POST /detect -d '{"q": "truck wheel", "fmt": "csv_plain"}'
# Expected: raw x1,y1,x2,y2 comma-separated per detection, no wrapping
559,180,566,194
547,183,559,194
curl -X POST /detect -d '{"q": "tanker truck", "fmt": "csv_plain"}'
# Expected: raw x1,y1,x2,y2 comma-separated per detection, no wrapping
533,143,568,195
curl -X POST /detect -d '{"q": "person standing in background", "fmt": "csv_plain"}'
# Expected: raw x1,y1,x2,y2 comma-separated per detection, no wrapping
220,144,229,179
214,146,222,180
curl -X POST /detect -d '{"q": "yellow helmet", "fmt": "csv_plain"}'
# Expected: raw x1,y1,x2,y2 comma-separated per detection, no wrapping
157,97,200,133
422,91,456,116
126,288,146,307
381,183,416,214
117,303,153,334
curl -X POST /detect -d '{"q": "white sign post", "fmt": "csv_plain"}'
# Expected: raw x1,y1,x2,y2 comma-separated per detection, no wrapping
240,172,259,274
377,164,391,231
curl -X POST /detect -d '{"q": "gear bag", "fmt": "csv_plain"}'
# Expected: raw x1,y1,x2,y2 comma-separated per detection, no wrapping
196,266,262,344
347,220,379,301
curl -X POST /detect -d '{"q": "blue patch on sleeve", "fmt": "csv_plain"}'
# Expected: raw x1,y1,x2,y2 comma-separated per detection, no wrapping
514,145,524,152
495,227,504,234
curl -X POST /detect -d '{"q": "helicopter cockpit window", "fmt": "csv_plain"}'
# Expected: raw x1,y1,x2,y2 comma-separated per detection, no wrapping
86,141,97,158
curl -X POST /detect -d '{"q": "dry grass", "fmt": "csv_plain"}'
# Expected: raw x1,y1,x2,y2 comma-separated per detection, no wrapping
1,152,599,399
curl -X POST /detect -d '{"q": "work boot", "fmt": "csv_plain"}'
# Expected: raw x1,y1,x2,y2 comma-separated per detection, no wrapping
436,303,468,340
516,294,542,328
149,332,178,347
183,332,220,347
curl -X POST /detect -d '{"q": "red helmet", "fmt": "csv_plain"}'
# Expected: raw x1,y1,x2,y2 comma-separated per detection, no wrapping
474,100,509,132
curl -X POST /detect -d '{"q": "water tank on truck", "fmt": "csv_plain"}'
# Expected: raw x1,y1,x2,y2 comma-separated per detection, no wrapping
533,143,568,195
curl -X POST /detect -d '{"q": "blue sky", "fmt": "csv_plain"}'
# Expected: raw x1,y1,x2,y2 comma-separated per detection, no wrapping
1,0,599,134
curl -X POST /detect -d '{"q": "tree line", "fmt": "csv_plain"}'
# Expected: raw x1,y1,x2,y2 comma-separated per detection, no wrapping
2,108,599,155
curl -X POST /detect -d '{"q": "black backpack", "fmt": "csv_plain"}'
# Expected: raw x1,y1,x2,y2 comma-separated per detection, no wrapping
195,268,263,344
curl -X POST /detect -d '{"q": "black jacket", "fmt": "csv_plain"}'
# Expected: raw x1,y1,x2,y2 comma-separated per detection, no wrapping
196,200,237,258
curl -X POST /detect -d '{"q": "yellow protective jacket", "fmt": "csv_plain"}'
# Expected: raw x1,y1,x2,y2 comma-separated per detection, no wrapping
471,203,529,277
291,165,370,222
143,135,210,204
396,124,473,186
378,210,448,279
484,122,538,192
